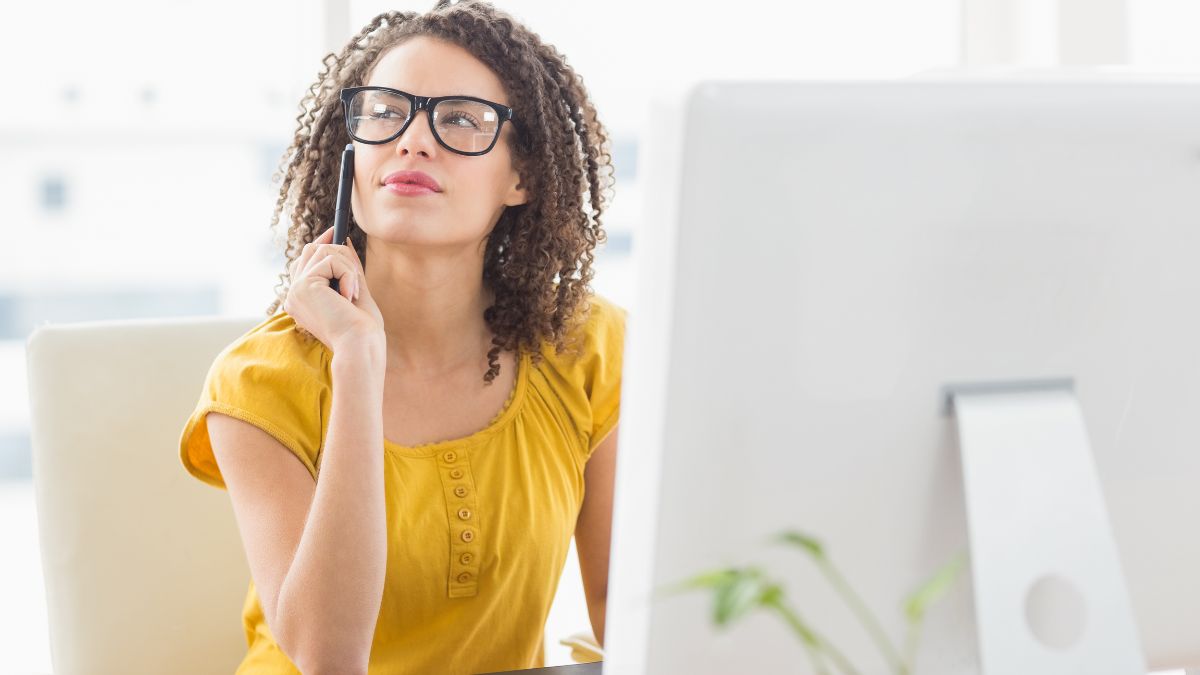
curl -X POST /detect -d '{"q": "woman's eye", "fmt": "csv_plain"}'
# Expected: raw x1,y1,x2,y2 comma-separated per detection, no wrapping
443,112,481,129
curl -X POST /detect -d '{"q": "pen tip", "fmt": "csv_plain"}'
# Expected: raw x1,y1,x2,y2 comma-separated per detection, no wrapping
345,143,354,152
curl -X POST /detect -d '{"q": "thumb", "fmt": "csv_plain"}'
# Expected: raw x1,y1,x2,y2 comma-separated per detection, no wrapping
345,237,371,297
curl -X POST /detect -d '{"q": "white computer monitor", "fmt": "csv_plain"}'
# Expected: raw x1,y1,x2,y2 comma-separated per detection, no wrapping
604,77,1200,674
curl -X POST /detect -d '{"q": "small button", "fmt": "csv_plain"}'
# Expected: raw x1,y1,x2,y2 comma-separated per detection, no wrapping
454,486,468,498
458,508,472,520
443,451,457,463
457,572,472,584
461,529,475,543
449,468,464,479
460,552,474,565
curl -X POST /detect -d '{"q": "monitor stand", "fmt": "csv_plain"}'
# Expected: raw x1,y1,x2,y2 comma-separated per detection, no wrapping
944,380,1145,674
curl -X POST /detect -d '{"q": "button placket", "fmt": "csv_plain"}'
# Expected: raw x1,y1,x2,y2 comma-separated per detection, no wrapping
437,448,481,598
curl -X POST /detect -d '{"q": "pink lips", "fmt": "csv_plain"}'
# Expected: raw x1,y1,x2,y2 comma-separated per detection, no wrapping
385,183,438,196
382,170,442,194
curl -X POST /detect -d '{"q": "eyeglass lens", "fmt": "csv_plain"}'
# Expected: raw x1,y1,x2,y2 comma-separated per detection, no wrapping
348,89,501,154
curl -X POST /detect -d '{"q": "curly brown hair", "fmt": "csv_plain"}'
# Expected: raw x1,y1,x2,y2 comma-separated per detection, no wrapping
264,0,615,384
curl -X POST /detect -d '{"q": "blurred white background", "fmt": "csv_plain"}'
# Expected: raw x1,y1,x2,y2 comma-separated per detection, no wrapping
1,0,1198,673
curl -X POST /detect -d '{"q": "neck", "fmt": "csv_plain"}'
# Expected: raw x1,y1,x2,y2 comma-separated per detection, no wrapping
364,237,495,378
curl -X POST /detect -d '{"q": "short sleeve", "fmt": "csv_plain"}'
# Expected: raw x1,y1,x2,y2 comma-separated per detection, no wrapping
583,297,626,456
535,294,627,462
179,313,331,490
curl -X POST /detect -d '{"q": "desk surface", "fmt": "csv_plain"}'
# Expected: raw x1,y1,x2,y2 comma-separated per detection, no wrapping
478,662,602,674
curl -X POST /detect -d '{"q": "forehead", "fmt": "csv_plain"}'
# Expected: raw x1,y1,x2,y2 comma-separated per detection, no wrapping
365,36,509,104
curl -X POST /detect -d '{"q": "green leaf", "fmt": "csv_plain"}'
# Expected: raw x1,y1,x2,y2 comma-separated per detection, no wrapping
761,595,821,648
904,552,967,622
774,530,826,559
758,582,784,606
714,569,765,626
656,568,738,598
682,568,741,590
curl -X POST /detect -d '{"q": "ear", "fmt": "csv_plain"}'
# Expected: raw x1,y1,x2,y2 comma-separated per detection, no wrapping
503,172,529,207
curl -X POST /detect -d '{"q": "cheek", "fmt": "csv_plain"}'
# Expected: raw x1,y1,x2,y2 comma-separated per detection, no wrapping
350,150,390,215
350,169,371,220
353,153,377,191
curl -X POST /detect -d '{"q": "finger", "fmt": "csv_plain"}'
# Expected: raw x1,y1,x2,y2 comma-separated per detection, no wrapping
301,249,353,284
303,242,363,284
309,253,358,303
342,236,368,279
341,238,370,300
292,241,321,279
293,228,336,276
289,244,308,279
306,242,357,277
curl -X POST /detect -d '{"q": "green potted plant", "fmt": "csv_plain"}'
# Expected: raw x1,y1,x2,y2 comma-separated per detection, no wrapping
660,530,967,675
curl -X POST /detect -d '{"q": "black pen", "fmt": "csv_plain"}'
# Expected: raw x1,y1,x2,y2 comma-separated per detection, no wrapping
329,143,355,294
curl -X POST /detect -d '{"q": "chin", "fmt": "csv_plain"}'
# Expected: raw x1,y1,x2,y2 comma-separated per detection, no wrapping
366,219,477,248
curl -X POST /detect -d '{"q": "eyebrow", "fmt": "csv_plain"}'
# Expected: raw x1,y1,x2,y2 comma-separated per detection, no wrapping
364,85,505,104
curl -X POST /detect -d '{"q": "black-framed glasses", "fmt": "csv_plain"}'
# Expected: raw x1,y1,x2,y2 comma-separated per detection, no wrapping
340,85,515,156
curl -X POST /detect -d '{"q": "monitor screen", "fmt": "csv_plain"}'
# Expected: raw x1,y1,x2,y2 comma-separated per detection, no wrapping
606,77,1200,674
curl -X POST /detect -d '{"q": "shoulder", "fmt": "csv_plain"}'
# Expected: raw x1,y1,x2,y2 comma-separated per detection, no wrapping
530,292,627,462
207,310,332,438
583,293,628,337
179,311,331,489
536,292,627,374
219,311,331,377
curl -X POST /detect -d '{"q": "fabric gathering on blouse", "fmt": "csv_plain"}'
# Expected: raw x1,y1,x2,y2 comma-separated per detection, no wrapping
178,293,626,675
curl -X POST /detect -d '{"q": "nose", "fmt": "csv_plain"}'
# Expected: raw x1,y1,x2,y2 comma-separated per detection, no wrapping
394,108,439,158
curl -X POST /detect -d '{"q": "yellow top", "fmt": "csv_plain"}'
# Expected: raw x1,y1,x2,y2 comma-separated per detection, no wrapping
178,293,625,674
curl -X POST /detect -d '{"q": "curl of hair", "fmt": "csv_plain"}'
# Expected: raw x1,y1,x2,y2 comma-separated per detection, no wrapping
265,0,616,384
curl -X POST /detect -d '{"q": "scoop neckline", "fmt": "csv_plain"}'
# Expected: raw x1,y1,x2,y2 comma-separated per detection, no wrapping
382,349,530,458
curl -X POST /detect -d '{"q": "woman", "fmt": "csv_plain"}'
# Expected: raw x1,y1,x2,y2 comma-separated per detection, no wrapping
178,2,624,672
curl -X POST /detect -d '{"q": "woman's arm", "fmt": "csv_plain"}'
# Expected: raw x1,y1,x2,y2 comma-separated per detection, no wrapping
575,422,619,647
210,340,388,674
